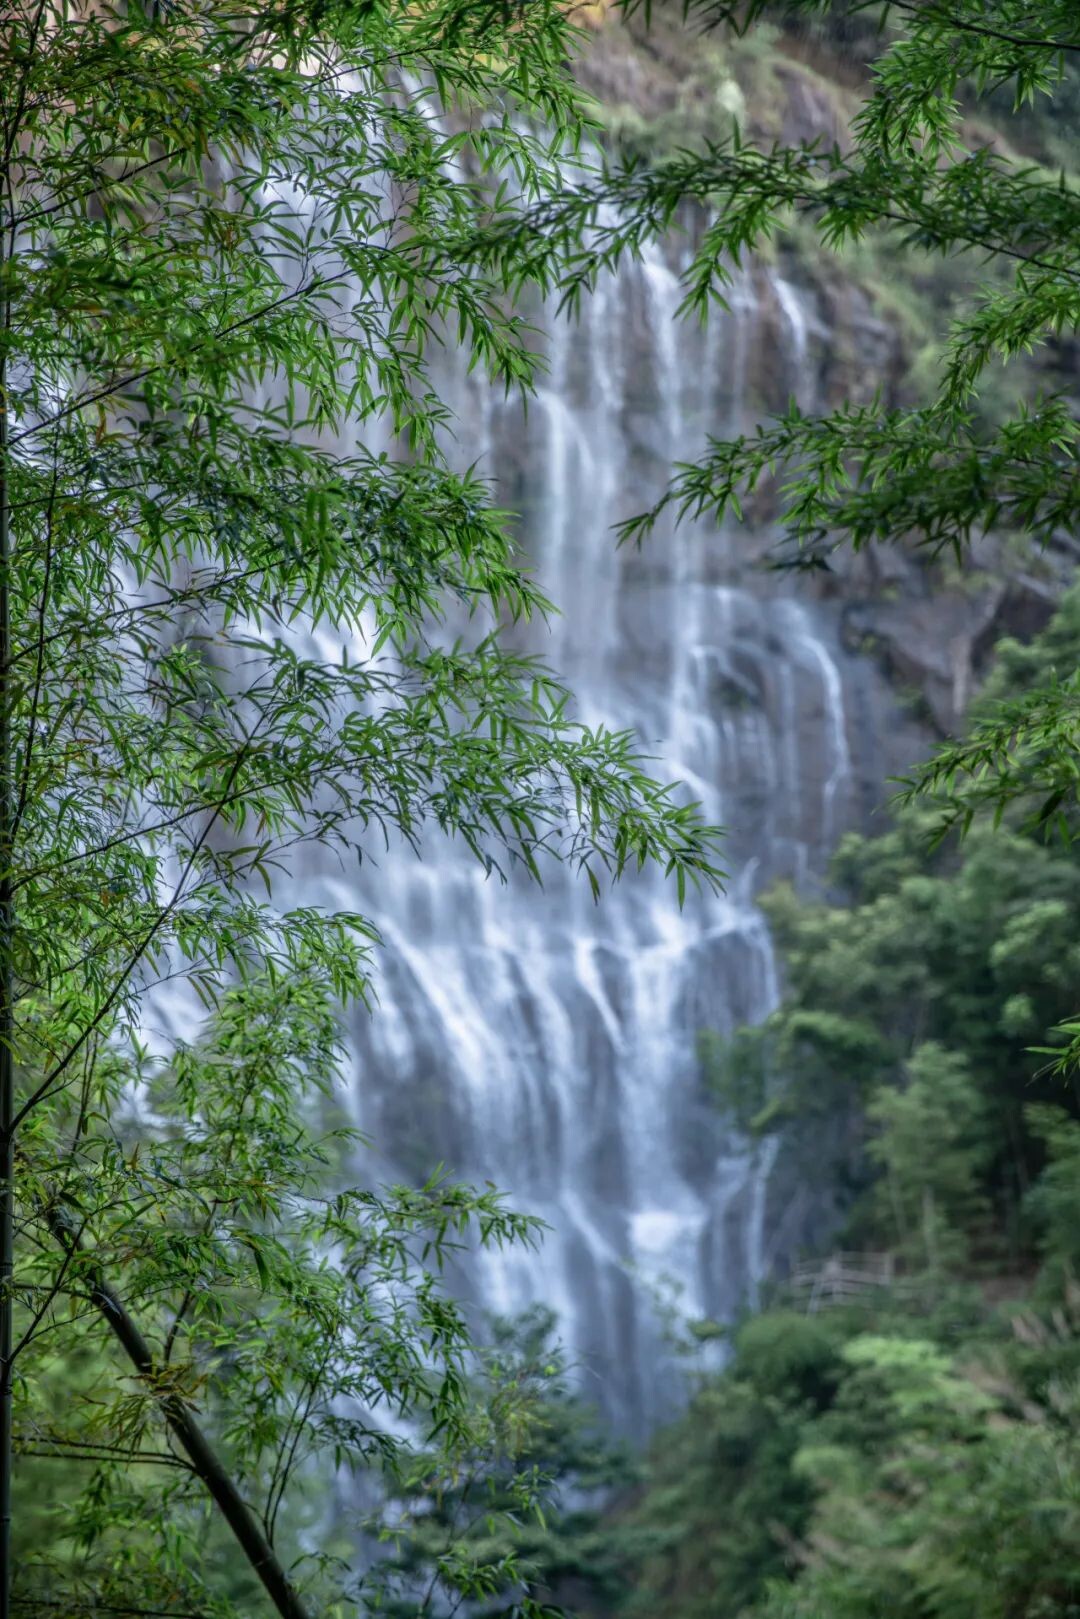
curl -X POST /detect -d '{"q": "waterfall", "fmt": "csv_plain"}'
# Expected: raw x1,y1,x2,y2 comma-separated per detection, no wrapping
257,233,854,1435
141,219,856,1431
144,218,856,1431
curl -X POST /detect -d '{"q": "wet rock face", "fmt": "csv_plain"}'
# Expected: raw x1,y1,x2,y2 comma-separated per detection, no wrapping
841,576,1011,735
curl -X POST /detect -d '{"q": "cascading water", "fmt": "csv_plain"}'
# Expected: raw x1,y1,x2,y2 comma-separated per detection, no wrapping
268,230,860,1435
138,189,861,1432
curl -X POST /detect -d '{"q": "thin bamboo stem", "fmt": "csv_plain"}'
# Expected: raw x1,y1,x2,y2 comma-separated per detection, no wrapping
0,159,14,1619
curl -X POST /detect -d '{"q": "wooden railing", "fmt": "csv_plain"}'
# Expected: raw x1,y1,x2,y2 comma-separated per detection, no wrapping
787,1251,900,1312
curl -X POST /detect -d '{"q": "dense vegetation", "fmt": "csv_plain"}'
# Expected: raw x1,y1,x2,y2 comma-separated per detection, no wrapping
0,2,722,1615
610,589,1080,1619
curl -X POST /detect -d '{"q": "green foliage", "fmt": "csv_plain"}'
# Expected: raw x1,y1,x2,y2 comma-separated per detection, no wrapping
867,1043,990,1272
1025,1105,1080,1292
755,1334,1080,1619
0,2,728,1613
620,583,1080,1619
716,810,1080,1193
16,973,549,1613
619,1291,1080,1619
732,1310,845,1409
615,1311,848,1619
367,1308,634,1617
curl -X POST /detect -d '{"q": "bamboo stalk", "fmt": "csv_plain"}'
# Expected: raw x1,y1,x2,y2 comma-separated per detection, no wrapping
45,1206,312,1619
0,164,14,1619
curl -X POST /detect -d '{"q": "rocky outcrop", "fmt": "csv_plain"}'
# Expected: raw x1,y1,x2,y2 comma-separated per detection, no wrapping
573,4,1070,753
835,555,1062,736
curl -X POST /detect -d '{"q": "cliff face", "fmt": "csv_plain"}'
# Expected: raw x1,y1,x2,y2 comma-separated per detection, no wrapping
575,3,1069,744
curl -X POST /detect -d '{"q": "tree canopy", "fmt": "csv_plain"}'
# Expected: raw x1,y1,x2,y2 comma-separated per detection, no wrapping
0,3,725,1615
607,587,1080,1619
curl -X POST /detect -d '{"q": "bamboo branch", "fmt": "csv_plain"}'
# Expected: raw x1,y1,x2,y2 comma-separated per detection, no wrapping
13,1601,208,1618
44,1202,312,1619
0,91,15,1619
